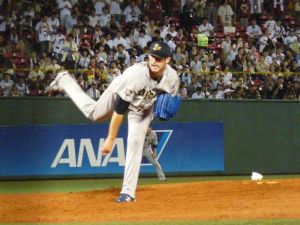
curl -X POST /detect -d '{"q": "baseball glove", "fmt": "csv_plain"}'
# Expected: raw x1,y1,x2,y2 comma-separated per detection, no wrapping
153,93,181,120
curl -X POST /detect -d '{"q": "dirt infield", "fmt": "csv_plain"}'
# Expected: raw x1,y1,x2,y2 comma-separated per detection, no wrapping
1,178,300,223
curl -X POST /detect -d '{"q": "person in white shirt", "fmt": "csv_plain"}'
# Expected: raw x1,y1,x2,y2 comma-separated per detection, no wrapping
263,50,273,65
78,49,91,68
99,7,111,28
114,44,130,65
222,65,232,85
35,15,53,53
190,55,202,75
246,18,262,43
217,0,234,28
15,78,27,96
0,74,14,96
48,12,60,34
86,82,101,100
165,34,176,52
58,0,72,27
263,16,276,38
285,29,298,47
136,29,151,50
112,31,128,50
109,0,122,22
191,87,206,99
198,17,214,37
259,30,272,52
95,0,106,16
123,0,141,23
89,8,100,27
221,35,232,63
167,25,178,38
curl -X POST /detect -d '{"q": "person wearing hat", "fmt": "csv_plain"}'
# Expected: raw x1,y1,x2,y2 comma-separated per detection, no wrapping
49,41,179,202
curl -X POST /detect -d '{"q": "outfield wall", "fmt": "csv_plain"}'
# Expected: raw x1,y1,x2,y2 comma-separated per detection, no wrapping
0,97,299,179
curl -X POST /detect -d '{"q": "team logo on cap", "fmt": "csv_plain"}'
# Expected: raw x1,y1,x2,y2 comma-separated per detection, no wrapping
152,43,161,51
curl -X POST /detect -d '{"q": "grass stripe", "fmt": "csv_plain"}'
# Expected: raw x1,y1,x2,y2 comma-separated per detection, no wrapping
0,175,299,194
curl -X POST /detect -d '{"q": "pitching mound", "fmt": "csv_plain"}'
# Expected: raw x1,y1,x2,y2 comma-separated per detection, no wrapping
1,178,300,223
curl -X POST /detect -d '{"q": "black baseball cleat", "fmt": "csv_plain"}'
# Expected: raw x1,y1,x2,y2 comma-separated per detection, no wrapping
116,193,135,203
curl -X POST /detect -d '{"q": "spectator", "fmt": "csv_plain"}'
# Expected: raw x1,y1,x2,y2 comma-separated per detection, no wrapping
181,0,195,31
112,31,128,50
123,0,141,24
245,84,261,99
198,17,214,37
263,15,276,37
190,54,202,76
0,73,14,96
191,86,206,99
167,24,178,38
28,64,45,81
89,8,100,28
94,0,106,16
48,11,60,34
78,49,91,68
284,83,297,100
44,57,61,75
15,77,27,96
173,29,187,46
86,81,101,100
165,34,176,52
246,18,262,45
221,35,232,64
273,19,286,43
258,30,274,52
114,44,130,65
205,1,217,29
35,15,53,53
239,0,250,28
109,0,122,22
58,0,72,27
107,15,120,36
179,81,189,99
273,76,287,99
61,34,79,69
99,7,111,28
136,29,151,51
10,84,22,97
285,29,298,47
217,0,234,28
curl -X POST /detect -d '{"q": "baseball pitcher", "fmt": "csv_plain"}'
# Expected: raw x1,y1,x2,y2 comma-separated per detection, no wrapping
50,41,180,203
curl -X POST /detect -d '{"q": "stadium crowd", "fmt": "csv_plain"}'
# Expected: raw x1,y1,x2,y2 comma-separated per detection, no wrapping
0,0,300,100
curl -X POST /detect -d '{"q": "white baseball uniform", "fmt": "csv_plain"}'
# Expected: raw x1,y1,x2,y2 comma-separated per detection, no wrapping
55,61,179,198
143,130,166,181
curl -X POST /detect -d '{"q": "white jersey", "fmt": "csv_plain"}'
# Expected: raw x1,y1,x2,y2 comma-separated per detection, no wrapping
112,62,180,112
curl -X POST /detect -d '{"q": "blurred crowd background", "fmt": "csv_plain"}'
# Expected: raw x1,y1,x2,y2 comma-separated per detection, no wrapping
0,0,300,100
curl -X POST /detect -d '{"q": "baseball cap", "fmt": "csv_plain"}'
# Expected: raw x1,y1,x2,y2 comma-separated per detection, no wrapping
148,41,172,58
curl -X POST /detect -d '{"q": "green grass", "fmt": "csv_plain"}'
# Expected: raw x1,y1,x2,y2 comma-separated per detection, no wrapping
0,219,300,225
0,175,299,194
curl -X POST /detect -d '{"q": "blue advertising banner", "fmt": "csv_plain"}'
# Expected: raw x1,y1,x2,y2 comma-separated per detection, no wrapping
0,122,224,178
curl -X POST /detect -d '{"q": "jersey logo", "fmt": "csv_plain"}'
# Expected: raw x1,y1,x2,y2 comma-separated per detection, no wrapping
138,89,155,100
141,129,173,166
152,43,161,51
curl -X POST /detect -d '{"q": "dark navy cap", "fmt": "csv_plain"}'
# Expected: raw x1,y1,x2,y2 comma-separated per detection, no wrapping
148,41,172,58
